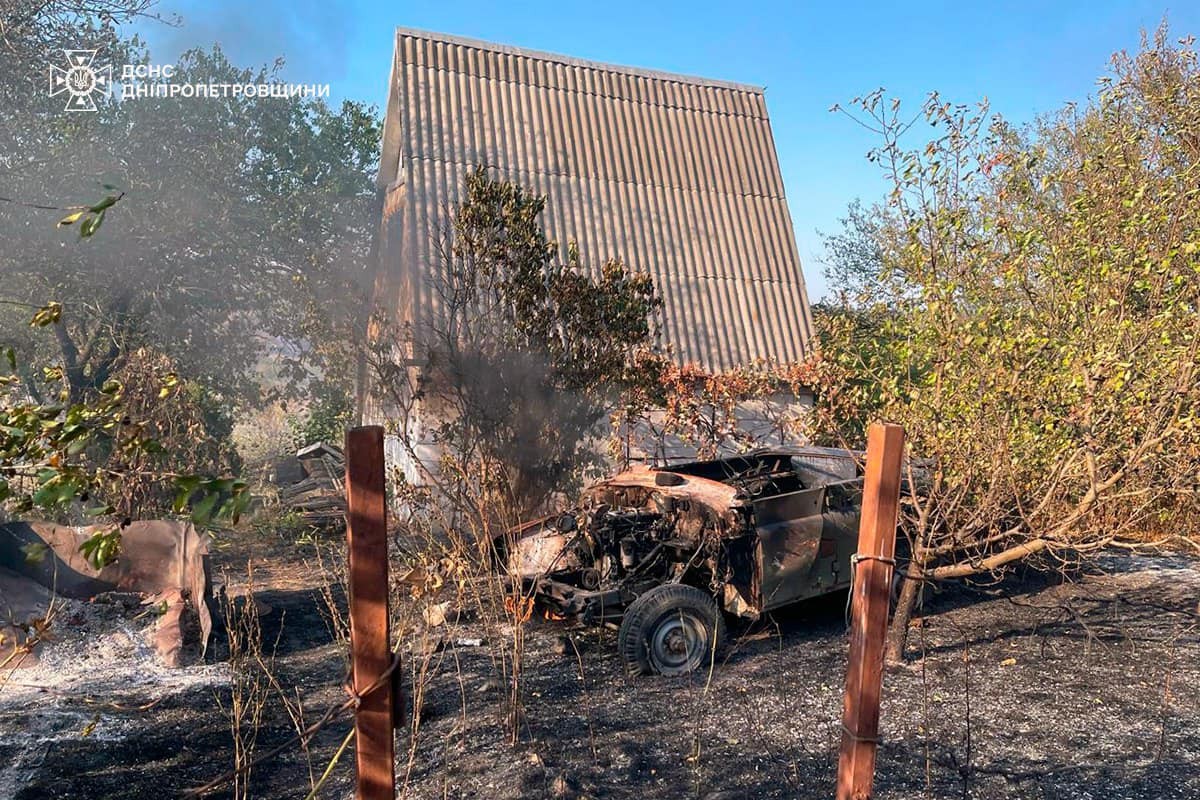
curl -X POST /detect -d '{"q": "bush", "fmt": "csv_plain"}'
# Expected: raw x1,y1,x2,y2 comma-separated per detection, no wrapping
814,26,1200,659
92,348,241,518
288,380,352,449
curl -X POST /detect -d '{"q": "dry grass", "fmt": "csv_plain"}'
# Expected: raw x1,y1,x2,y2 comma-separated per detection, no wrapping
215,564,273,800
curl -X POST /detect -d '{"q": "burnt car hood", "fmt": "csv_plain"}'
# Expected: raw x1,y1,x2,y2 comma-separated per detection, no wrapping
584,465,742,517
500,466,744,580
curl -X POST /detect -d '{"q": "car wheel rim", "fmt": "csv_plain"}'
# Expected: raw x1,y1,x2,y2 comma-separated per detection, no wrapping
649,612,707,674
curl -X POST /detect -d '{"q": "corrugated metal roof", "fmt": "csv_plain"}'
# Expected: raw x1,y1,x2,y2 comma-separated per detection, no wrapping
376,27,813,371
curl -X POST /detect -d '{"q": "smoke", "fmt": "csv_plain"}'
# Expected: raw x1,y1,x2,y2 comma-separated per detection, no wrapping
1,1,381,405
131,0,354,86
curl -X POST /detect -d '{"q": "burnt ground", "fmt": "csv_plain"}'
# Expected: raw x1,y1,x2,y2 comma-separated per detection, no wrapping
1,533,1197,800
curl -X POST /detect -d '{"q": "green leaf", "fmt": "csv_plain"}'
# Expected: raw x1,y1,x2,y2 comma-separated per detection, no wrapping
174,475,202,495
60,423,88,442
88,195,120,213
30,302,63,327
221,487,251,526
189,491,220,525
32,478,76,508
79,209,106,238
172,476,199,513
21,542,48,565
79,529,121,569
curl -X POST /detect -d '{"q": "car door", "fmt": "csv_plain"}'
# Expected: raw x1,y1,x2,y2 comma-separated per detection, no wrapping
753,486,825,611
815,478,863,591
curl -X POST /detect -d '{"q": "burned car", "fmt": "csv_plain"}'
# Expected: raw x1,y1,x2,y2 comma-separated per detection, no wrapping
497,448,864,676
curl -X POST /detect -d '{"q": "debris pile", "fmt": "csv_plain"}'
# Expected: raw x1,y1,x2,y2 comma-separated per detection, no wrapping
0,520,214,668
275,441,346,524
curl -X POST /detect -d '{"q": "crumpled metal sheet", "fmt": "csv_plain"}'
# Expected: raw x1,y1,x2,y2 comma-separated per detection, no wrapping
509,530,583,580
0,520,213,665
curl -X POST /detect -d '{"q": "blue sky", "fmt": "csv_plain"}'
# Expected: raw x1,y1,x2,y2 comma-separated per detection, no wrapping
130,1,1198,300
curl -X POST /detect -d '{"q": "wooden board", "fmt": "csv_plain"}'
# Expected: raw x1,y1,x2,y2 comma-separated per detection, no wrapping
345,426,395,800
837,423,905,800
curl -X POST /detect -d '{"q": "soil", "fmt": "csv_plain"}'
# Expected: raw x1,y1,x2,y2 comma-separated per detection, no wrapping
1,531,1197,800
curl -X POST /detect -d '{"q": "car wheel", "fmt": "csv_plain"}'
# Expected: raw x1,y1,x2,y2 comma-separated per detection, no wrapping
617,584,725,677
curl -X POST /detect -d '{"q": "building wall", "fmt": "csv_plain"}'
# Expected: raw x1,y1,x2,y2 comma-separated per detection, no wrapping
368,28,819,486
379,391,815,496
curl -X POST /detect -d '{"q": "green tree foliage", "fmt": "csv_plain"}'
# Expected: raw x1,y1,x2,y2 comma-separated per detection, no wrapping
94,346,241,518
2,2,381,528
372,168,662,524
0,307,131,520
287,379,352,449
0,3,359,538
815,27,1200,659
1,3,382,405
2,305,247,565
0,1,157,117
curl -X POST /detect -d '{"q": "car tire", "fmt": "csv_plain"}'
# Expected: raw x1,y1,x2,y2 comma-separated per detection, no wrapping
617,584,725,677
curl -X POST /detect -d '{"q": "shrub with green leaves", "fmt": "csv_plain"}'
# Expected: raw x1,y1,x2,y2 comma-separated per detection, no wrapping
288,380,353,449
3,310,248,567
814,26,1200,659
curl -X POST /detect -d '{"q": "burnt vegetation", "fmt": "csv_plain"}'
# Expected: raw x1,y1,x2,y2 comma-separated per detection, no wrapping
0,3,1198,800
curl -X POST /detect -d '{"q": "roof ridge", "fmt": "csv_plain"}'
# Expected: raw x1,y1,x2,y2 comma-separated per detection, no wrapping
393,26,766,94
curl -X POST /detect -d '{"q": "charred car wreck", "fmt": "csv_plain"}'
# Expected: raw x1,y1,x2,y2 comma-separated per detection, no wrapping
497,448,864,676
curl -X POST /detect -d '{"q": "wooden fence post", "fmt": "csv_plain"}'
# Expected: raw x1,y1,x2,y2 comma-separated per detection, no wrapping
345,425,395,800
837,422,905,800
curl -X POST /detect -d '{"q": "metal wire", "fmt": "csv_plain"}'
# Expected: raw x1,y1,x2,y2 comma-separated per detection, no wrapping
845,553,898,627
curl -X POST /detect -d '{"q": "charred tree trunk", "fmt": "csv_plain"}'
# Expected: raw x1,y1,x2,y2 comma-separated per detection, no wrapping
885,558,924,665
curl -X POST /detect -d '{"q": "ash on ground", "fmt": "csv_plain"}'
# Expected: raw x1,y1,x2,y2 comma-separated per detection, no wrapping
1,547,1197,800
0,593,229,799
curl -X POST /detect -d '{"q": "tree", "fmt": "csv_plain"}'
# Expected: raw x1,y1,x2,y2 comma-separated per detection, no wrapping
370,168,662,531
2,304,247,566
814,26,1200,662
0,2,351,534
0,1,159,120
1,4,382,406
